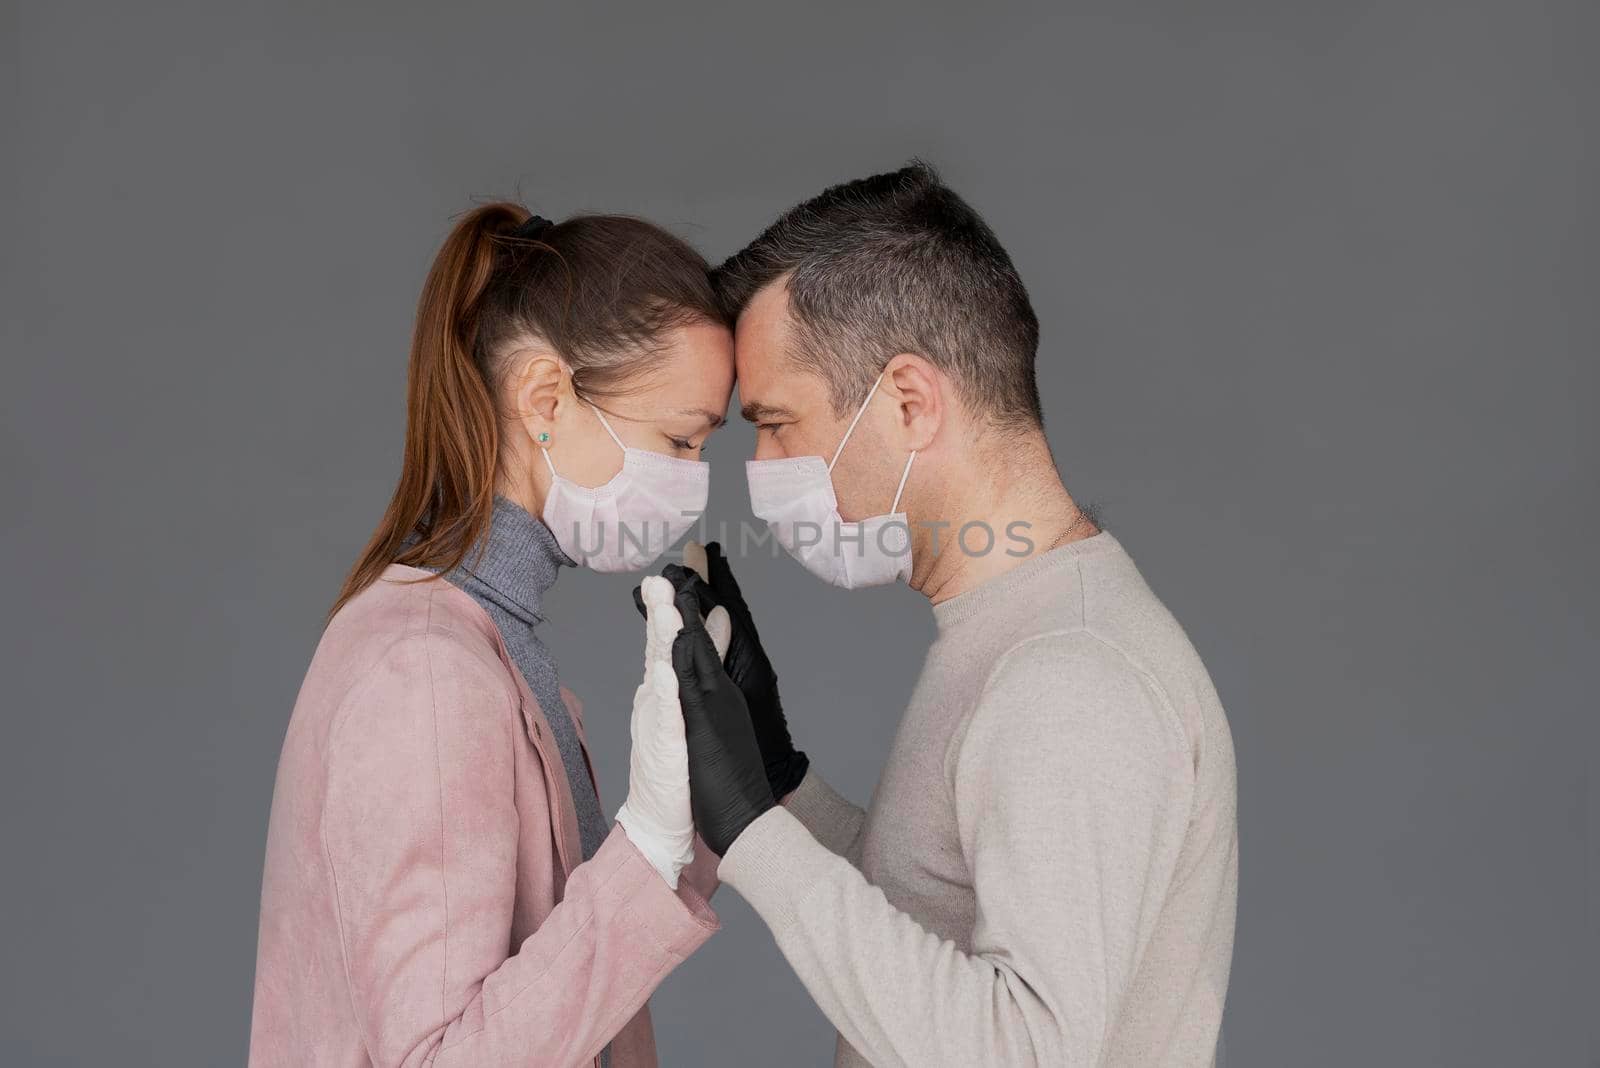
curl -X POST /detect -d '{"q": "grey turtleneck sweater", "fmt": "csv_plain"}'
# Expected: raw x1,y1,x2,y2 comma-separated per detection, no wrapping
437,497,610,864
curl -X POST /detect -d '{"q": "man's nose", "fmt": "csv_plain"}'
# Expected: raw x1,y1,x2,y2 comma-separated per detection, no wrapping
753,436,784,462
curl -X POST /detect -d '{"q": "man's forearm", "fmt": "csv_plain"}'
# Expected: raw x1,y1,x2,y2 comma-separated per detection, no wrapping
719,809,1085,1068
779,766,866,864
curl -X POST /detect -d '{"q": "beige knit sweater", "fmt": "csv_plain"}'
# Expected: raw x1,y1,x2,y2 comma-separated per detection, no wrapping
719,532,1238,1067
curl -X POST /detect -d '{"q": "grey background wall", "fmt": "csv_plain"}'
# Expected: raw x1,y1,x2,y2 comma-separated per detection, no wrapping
3,1,1592,1065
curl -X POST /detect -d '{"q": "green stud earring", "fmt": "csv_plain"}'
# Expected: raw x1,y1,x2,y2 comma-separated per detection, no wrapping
537,432,551,444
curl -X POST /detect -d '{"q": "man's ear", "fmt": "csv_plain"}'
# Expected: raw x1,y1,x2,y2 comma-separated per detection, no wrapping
882,353,943,452
508,350,569,439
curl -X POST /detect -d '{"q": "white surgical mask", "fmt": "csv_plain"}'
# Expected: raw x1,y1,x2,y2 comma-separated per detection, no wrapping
540,406,709,572
746,372,916,589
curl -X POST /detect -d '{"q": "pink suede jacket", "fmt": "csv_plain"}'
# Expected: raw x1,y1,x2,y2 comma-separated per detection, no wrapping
249,565,720,1067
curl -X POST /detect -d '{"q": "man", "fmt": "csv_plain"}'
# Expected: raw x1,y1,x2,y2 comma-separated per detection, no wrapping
655,162,1237,1066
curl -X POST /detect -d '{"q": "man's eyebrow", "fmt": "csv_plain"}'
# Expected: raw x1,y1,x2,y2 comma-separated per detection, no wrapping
740,401,794,423
674,407,727,429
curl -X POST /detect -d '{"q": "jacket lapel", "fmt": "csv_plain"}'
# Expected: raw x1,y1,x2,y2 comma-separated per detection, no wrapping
561,686,604,809
483,621,583,877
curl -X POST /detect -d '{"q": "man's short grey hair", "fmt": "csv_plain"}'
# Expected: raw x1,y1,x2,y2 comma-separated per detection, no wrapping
712,161,1043,428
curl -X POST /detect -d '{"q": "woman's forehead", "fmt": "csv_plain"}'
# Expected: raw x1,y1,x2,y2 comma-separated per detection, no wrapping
610,322,733,420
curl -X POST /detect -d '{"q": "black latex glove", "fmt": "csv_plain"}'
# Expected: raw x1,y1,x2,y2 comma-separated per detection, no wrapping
668,583,775,856
632,543,810,798
700,543,811,795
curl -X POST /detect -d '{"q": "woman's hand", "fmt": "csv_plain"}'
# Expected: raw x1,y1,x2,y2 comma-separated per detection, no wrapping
613,576,698,888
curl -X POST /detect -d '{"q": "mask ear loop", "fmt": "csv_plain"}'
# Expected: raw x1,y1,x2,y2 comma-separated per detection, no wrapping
889,451,917,514
539,403,627,477
828,371,887,474
589,405,629,455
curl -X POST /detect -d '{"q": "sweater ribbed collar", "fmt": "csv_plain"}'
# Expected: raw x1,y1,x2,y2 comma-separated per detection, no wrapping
451,496,573,626
931,529,1120,632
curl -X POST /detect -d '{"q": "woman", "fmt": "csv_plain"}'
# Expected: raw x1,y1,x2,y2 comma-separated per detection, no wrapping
249,204,735,1067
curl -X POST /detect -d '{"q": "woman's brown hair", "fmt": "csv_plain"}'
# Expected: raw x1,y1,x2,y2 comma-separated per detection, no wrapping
332,203,726,617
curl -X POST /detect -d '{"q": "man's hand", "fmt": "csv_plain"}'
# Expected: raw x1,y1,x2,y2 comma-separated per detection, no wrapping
634,542,810,799
669,584,775,856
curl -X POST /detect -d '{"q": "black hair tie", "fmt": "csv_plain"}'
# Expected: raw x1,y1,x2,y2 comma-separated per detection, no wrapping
512,213,554,240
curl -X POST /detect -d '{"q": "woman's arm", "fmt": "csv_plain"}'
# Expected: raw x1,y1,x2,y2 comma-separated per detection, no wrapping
321,630,716,1068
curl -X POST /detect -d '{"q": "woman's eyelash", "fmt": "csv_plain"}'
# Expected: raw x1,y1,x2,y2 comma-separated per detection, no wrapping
668,437,695,450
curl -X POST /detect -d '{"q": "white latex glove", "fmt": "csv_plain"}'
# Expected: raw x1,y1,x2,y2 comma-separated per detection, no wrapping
614,575,697,888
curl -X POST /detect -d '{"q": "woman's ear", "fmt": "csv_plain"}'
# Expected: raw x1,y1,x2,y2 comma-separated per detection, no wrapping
509,350,569,440
883,353,944,452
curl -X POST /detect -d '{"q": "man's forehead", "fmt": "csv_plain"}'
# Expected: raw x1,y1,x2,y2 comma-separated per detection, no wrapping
735,348,808,421
742,278,792,329
734,281,810,412
733,283,792,363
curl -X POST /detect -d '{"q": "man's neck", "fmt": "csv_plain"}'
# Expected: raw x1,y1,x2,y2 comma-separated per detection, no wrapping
909,432,1096,605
